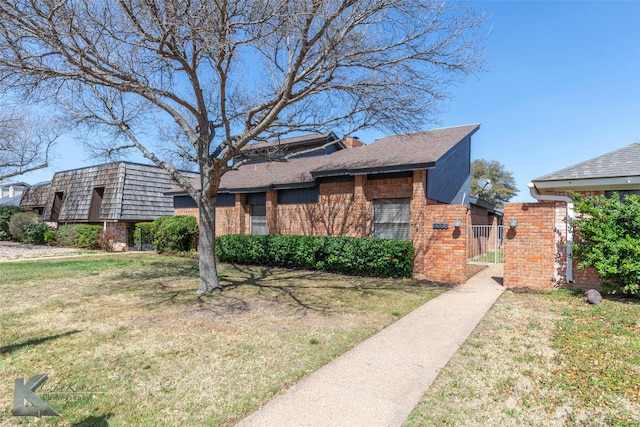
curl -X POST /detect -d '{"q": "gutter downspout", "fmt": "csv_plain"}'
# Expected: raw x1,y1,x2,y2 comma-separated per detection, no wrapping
527,183,574,283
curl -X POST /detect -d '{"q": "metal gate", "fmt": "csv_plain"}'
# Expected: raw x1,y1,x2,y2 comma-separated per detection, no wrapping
468,225,504,264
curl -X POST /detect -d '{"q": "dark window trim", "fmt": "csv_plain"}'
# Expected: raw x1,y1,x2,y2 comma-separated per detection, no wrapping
277,186,320,204
367,171,414,181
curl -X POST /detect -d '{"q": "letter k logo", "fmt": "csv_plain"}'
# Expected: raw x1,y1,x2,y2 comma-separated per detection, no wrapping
12,374,59,417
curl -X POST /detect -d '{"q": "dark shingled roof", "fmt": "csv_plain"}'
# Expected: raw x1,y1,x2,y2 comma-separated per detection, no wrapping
533,143,640,182
217,124,479,192
310,124,479,177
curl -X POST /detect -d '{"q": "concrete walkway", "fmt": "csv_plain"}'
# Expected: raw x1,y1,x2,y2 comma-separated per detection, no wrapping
237,264,505,427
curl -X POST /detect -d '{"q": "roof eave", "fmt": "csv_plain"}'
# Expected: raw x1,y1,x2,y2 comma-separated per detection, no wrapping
532,176,640,191
311,162,435,178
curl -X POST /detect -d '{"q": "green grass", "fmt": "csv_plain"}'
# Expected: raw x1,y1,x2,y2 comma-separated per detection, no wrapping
406,290,640,426
0,253,444,426
470,249,504,263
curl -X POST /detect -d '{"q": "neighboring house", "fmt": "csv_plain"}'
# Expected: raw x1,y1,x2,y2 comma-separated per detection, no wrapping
504,142,640,290
169,124,481,240
530,142,640,198
0,182,30,206
18,181,50,214
21,162,198,247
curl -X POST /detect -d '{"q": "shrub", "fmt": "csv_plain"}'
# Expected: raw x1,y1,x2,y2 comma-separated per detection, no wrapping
152,215,198,253
0,206,26,240
216,234,414,278
8,211,40,242
56,225,75,247
44,230,58,245
21,222,49,245
572,193,640,295
73,224,102,249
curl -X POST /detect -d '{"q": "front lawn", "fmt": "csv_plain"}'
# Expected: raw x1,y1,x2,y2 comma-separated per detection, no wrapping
0,253,444,426
406,289,640,426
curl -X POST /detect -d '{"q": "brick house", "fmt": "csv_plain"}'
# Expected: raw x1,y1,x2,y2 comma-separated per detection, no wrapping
20,162,198,247
504,142,640,289
169,124,483,282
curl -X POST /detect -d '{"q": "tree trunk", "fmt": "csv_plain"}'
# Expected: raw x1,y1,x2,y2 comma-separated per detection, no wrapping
196,169,222,294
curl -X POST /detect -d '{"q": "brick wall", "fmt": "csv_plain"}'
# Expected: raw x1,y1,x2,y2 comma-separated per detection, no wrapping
504,201,602,290
416,204,468,284
173,170,470,283
503,202,557,289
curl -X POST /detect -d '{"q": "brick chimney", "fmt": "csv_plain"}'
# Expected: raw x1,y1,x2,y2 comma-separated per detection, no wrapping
342,136,364,148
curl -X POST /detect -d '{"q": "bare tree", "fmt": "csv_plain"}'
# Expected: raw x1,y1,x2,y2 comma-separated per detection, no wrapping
0,0,486,293
0,113,57,181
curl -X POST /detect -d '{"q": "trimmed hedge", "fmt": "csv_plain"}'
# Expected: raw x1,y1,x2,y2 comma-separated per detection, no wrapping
216,234,414,278
73,224,102,249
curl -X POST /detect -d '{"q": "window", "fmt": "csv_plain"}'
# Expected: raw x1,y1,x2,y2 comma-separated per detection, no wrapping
51,192,64,221
88,187,105,222
250,204,267,235
373,199,410,240
174,195,197,208
216,193,236,207
278,186,319,204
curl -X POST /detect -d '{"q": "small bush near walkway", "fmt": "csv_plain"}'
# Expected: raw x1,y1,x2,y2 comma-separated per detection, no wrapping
216,234,414,278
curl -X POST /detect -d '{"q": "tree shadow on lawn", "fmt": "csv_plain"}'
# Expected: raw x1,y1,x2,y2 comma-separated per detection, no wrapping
0,330,82,355
110,260,445,315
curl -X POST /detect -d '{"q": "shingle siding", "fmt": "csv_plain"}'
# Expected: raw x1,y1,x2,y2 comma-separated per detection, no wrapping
39,162,197,223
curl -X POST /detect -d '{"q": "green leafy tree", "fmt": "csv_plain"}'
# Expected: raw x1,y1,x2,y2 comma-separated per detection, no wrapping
572,193,640,296
470,159,518,206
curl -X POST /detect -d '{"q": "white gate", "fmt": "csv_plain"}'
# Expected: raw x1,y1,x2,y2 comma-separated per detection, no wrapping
468,225,504,264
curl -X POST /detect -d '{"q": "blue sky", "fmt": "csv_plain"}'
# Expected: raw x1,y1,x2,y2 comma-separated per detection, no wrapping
21,0,640,202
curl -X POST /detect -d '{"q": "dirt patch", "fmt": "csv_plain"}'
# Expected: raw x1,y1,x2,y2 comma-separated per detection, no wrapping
0,241,96,262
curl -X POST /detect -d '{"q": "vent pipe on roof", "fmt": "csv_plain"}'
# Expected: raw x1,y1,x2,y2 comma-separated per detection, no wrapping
528,183,574,283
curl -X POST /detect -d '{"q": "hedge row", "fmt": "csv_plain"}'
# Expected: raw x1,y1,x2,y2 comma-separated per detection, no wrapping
216,234,414,278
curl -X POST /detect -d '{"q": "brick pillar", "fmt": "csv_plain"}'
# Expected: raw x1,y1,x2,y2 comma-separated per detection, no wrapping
266,190,278,234
422,204,467,283
503,202,556,289
353,174,370,237
236,194,247,234
410,170,427,277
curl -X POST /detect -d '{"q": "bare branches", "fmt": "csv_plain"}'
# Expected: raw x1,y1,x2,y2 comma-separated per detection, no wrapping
0,1,486,178
0,113,58,181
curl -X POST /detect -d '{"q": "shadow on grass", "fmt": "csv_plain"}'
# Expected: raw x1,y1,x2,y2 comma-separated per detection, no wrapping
217,263,441,314
0,330,82,355
71,413,113,427
111,258,445,315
